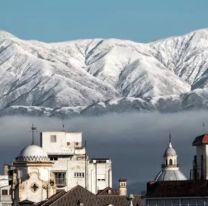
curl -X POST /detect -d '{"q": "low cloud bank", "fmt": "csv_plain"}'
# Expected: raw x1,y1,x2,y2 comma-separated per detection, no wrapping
0,111,207,192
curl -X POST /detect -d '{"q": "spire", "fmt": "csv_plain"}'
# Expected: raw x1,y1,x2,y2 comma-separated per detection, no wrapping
168,131,172,148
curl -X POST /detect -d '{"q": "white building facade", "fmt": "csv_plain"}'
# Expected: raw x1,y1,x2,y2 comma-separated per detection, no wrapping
40,131,112,194
0,175,12,206
4,130,112,205
192,134,208,180
11,145,56,205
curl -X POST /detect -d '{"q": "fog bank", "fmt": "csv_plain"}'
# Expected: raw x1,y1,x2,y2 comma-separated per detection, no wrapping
0,111,207,192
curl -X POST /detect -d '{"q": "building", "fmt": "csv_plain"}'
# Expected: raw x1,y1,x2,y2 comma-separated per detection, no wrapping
154,138,187,181
145,134,208,206
4,130,112,205
35,180,144,206
146,180,208,206
0,175,12,206
10,144,56,205
40,131,112,194
192,134,208,180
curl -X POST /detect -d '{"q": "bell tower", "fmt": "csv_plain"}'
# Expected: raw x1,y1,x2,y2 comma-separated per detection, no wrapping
192,134,208,180
163,139,178,168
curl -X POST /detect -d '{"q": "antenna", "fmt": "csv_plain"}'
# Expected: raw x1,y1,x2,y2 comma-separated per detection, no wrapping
202,121,206,133
31,124,37,145
61,118,65,131
85,139,87,149
84,139,87,189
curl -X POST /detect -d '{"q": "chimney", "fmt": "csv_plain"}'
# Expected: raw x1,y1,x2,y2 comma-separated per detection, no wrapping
3,164,9,175
119,178,127,196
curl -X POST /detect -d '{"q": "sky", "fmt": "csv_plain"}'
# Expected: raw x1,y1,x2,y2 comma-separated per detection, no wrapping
0,0,208,42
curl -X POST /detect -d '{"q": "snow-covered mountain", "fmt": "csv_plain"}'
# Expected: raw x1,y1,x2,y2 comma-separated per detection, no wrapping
0,29,208,116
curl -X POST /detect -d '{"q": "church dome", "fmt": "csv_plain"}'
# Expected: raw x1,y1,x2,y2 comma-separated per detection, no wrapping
163,142,177,157
154,169,187,181
16,145,49,162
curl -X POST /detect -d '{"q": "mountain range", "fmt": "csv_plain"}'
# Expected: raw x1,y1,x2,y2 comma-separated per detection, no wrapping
0,29,208,117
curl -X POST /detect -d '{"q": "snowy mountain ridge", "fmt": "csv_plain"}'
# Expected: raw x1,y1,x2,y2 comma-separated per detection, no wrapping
0,29,208,116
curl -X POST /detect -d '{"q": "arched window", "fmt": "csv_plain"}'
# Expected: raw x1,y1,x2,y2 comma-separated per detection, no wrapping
169,159,173,165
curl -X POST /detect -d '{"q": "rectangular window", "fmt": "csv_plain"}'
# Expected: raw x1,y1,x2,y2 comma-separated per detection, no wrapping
74,172,85,178
50,135,56,143
98,179,105,181
2,189,8,195
54,172,66,187
50,156,58,161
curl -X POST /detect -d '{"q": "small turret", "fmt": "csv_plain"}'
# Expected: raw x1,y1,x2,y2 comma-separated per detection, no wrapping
154,134,187,181
119,178,127,196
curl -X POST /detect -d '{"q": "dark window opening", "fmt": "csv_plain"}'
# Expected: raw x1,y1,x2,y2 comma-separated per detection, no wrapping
54,172,66,187
2,190,8,195
50,135,57,143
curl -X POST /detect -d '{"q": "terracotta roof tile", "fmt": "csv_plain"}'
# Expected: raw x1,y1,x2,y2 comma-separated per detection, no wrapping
193,134,208,145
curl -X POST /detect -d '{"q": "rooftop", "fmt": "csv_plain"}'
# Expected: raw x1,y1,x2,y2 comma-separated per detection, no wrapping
36,185,144,206
146,180,208,198
192,134,208,146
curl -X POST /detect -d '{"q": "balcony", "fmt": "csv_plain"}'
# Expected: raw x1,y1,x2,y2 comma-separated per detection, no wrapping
55,177,66,187
54,172,66,188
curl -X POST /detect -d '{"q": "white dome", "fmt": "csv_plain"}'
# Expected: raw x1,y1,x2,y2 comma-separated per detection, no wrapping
163,142,177,157
155,169,187,181
16,145,49,162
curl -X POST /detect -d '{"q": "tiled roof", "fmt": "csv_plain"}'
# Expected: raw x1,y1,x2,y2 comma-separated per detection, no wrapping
146,180,208,198
97,187,119,195
192,134,208,145
36,185,144,206
35,190,66,206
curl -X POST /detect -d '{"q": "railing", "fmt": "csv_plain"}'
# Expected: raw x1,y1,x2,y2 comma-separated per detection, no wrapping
55,178,66,187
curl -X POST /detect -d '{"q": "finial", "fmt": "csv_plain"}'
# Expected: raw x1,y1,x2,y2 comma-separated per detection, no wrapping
168,130,172,148
31,124,37,145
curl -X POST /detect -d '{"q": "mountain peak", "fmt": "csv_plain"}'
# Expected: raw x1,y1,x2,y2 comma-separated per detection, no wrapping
0,31,16,40
0,28,208,116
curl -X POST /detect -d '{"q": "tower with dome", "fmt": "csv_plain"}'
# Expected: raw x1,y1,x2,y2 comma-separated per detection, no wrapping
154,136,187,181
11,144,56,204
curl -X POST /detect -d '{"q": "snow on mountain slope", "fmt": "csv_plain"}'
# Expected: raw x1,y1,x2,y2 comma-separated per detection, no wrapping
0,29,208,116
150,29,208,88
0,36,117,109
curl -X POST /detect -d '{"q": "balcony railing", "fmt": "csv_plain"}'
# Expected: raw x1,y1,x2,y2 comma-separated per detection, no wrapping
55,178,66,187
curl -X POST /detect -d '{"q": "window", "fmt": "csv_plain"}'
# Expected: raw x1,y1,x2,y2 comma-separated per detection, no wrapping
67,142,70,146
50,156,58,161
54,172,66,187
50,135,56,143
169,159,173,165
74,172,85,178
98,179,105,181
2,189,8,195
